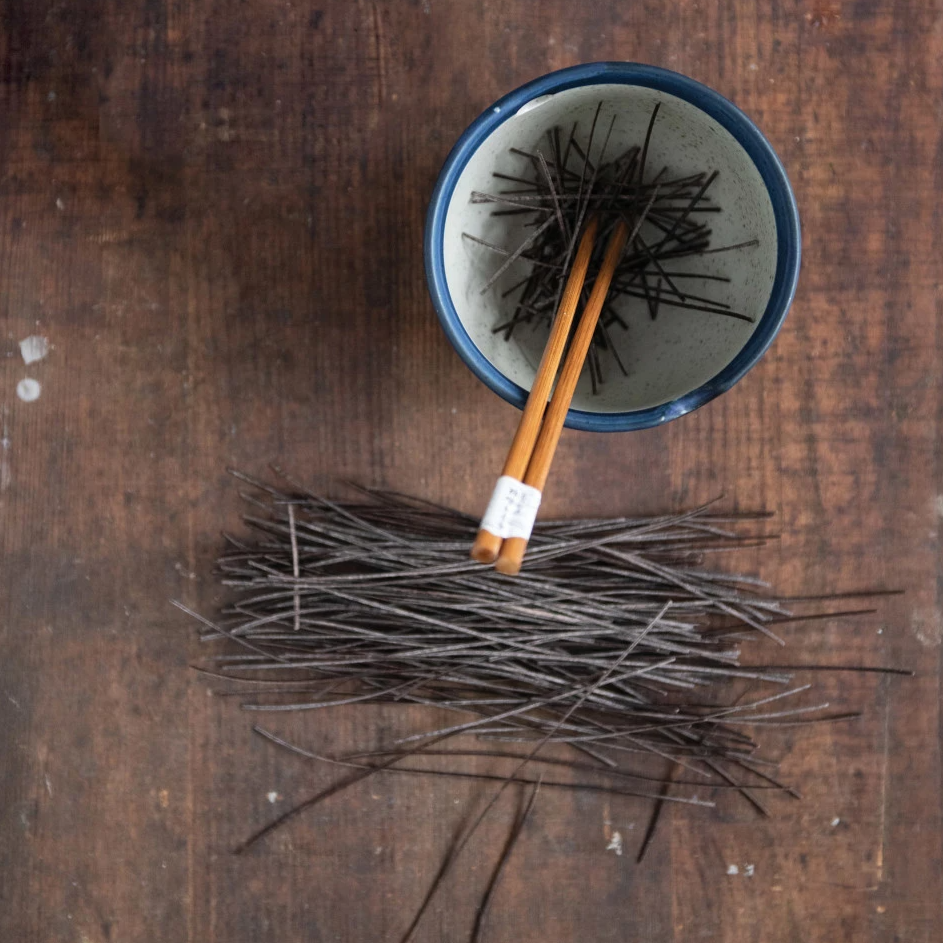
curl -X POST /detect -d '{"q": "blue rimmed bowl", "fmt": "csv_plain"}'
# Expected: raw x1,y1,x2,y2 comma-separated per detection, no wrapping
424,62,800,432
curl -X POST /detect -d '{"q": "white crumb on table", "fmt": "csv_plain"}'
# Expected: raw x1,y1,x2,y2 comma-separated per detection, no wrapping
19,335,49,364
16,378,41,402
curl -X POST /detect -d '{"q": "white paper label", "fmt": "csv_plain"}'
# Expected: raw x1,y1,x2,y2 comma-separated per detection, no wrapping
479,476,542,540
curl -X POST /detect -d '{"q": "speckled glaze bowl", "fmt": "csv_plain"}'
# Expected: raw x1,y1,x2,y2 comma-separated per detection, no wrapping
424,62,801,432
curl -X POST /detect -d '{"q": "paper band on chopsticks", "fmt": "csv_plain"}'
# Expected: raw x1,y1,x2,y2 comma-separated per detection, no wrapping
479,475,542,541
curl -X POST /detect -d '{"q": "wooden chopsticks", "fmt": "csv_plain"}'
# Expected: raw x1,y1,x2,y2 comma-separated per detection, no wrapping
496,218,629,574
470,216,599,564
471,216,630,574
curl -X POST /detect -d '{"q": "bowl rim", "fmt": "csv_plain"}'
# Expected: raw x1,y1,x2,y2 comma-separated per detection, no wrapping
424,61,801,432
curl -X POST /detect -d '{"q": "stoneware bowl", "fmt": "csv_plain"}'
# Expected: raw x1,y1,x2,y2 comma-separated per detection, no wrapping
424,62,801,431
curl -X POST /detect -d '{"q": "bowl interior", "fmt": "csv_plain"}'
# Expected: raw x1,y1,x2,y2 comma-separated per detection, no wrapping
441,82,778,413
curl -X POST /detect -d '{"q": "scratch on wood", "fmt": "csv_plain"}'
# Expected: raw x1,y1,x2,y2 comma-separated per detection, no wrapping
89,231,131,245
372,2,387,105
876,685,890,883
1,408,10,493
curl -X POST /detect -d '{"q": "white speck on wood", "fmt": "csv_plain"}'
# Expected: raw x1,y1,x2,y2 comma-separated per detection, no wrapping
267,791,279,803
744,864,755,877
831,816,841,827
19,335,49,364
56,198,65,211
726,864,739,875
605,831,623,856
44,774,53,797
911,609,942,648
16,378,41,402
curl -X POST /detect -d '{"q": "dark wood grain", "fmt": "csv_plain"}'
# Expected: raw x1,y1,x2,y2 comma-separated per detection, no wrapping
1,1,940,940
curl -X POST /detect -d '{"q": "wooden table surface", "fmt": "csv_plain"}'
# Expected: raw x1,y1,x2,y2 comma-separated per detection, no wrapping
2,1,941,940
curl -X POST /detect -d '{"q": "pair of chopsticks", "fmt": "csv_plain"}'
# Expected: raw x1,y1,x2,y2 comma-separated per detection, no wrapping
471,214,630,575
